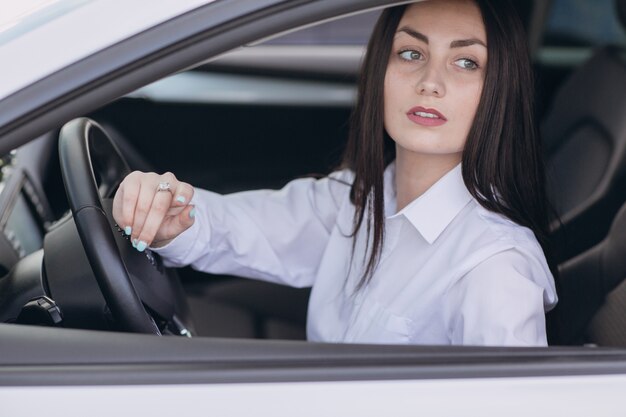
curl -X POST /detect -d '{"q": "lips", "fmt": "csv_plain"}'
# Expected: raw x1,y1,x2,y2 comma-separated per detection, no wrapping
406,106,447,127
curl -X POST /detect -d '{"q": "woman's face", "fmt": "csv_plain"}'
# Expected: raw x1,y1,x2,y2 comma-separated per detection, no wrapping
384,0,487,164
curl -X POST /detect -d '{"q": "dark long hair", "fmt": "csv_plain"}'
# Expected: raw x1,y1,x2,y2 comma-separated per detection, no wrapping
341,0,554,290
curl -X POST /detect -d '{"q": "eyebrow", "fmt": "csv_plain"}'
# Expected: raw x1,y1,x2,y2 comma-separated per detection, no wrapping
397,27,487,48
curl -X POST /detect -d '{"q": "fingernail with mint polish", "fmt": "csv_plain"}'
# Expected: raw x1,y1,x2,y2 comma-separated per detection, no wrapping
132,239,138,248
136,241,147,252
176,195,186,204
189,207,196,219
124,226,132,236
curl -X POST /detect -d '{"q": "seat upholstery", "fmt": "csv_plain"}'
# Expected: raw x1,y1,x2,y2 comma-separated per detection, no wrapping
558,201,626,346
547,0,626,345
184,275,309,339
543,44,626,262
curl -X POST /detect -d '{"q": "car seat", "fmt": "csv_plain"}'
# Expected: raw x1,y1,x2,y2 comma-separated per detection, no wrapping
542,0,626,262
557,198,626,346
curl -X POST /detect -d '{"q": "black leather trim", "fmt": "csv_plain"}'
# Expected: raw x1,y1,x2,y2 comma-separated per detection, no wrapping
3,323,626,386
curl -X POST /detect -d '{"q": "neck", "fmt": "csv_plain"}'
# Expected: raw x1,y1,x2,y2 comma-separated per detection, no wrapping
394,148,461,212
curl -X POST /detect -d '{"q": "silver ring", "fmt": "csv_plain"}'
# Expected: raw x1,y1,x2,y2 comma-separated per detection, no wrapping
157,182,172,193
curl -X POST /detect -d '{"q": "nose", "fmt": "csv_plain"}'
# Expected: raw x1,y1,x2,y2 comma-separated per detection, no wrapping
415,65,445,97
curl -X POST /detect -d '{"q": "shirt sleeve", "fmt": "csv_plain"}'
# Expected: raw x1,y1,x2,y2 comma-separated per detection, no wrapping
444,249,553,346
151,171,352,288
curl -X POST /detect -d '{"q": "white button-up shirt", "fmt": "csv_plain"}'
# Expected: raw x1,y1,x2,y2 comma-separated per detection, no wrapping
154,163,558,346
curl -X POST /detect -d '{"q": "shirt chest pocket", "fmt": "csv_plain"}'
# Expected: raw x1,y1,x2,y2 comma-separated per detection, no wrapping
347,299,413,344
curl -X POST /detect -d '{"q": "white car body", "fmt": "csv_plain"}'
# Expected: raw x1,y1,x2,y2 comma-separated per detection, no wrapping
0,0,215,100
3,375,626,416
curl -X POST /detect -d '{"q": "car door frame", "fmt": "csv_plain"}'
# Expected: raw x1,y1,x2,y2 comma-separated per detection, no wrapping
1,0,626,408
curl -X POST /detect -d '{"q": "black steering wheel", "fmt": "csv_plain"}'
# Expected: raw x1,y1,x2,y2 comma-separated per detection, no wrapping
55,118,188,334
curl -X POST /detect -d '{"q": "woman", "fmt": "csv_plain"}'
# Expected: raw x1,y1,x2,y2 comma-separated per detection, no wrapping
113,0,558,345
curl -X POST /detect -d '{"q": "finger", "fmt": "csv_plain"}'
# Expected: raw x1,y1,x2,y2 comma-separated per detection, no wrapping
170,180,194,208
112,186,124,230
176,203,196,230
132,172,184,250
157,172,182,213
153,204,196,248
113,171,142,236
135,188,175,251
131,172,164,246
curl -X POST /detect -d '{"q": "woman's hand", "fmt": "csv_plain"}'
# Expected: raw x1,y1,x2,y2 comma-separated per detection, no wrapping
112,171,195,251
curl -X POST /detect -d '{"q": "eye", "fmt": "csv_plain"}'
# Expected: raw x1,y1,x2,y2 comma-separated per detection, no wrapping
399,50,423,61
454,58,479,70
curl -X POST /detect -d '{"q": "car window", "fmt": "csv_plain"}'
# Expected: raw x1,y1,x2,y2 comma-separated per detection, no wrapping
543,0,626,47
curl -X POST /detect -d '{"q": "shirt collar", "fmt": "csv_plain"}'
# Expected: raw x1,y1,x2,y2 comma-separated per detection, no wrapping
386,163,473,244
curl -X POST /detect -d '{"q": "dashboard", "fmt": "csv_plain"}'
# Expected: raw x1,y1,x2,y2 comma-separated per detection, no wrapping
0,133,60,277
3,178,45,257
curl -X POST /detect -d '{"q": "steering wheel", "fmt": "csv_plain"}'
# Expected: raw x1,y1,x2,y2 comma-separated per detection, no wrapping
55,118,187,334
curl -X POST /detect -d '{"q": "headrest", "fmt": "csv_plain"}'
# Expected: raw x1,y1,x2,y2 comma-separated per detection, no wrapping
618,0,626,29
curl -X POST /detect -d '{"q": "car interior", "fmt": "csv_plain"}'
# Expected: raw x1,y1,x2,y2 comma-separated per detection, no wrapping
1,0,626,349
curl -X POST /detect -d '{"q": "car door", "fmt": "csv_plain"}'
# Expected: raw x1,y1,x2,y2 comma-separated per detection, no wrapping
2,0,626,415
